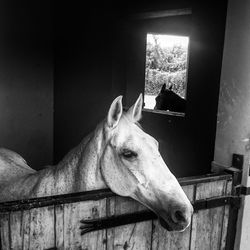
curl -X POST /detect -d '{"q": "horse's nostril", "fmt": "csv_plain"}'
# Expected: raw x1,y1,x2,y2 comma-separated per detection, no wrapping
173,210,186,223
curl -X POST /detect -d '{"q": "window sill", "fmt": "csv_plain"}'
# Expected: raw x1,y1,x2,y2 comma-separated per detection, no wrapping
142,108,185,117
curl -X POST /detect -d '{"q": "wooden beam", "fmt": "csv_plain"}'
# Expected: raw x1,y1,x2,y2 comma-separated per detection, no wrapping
129,8,192,20
0,173,232,212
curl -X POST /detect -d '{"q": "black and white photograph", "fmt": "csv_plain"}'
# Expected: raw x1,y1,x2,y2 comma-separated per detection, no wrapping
0,0,249,249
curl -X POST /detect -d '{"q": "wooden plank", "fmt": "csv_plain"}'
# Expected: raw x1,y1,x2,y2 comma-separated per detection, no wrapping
151,185,194,250
190,180,227,250
22,210,31,250
107,196,152,250
64,199,106,250
0,212,10,250
179,173,232,187
220,180,232,249
9,211,22,249
195,180,227,200
0,174,233,250
55,204,64,250
130,8,192,20
29,206,55,250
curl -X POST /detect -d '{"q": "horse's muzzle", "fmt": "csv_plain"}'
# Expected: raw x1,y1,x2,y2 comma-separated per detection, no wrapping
158,203,194,232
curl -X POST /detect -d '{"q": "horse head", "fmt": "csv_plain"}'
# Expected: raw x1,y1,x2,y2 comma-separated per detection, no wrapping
100,94,193,231
155,83,186,112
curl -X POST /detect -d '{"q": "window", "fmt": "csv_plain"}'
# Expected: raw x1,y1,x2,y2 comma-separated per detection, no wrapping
144,33,189,115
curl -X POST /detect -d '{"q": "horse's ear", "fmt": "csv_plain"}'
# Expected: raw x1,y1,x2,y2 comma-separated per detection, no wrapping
127,93,143,122
107,96,123,128
169,84,173,90
161,83,166,93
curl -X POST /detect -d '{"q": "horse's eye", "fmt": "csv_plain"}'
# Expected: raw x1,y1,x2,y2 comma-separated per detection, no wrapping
121,149,138,159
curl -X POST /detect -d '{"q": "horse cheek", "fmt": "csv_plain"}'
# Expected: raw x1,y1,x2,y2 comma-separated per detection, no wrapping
100,146,138,197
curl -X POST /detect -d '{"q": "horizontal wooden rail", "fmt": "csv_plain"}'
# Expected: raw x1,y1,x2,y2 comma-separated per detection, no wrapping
178,172,232,186
0,173,232,212
129,8,192,20
0,172,236,250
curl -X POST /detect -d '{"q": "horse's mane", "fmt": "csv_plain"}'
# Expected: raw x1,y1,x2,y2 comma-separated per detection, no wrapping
135,121,143,130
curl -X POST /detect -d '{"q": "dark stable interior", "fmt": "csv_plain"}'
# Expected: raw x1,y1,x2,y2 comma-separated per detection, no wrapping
0,0,228,177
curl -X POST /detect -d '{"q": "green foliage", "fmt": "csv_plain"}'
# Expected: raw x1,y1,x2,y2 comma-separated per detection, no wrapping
145,35,188,98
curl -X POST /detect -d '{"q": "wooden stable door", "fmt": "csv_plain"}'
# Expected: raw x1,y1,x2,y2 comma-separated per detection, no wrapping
0,173,238,250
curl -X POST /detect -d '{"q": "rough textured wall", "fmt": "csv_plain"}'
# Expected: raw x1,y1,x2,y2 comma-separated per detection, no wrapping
214,0,250,169
213,0,250,249
0,1,54,169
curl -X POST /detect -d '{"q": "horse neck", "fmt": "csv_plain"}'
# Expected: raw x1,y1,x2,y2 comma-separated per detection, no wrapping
56,122,107,192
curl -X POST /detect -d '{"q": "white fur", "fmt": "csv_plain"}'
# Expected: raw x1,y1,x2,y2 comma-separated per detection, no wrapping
0,94,193,231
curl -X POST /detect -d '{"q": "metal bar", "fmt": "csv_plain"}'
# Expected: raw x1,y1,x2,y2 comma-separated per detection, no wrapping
79,195,241,235
80,211,157,235
193,196,241,210
235,185,250,196
241,186,250,195
0,189,114,212
225,167,243,250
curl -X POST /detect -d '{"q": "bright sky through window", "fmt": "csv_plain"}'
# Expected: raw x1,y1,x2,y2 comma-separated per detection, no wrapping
144,33,189,112
147,34,189,49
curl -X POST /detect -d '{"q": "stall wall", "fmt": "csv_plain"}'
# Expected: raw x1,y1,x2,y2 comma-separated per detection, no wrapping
116,2,228,177
0,0,228,176
54,1,228,178
54,2,114,162
213,0,250,249
0,1,54,169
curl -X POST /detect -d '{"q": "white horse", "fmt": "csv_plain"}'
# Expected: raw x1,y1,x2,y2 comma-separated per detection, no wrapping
0,94,193,231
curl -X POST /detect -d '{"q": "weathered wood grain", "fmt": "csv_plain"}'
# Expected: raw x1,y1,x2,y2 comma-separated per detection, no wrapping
107,196,152,250
195,180,227,200
29,206,55,250
0,175,234,250
22,210,31,250
55,204,64,250
220,180,232,249
0,212,10,250
190,180,227,250
151,185,194,250
9,211,22,249
64,199,106,250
